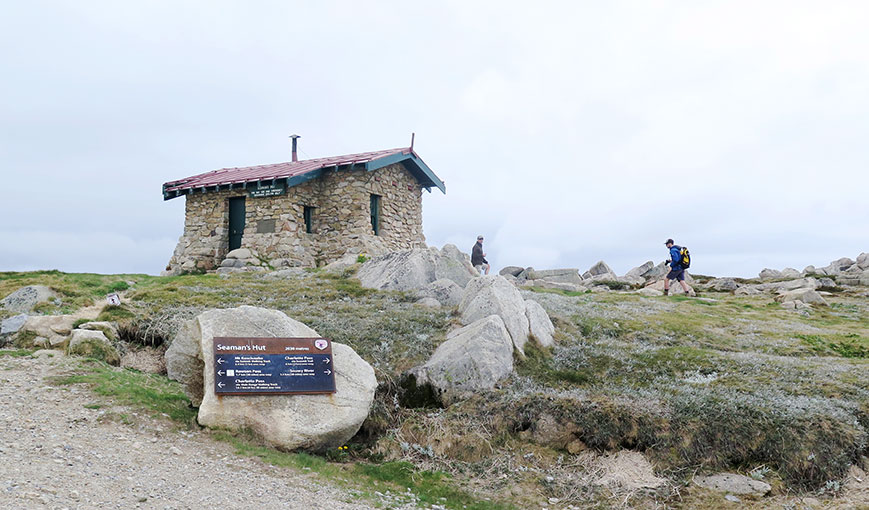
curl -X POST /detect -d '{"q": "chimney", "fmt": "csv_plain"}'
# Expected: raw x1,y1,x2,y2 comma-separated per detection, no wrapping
289,134,301,162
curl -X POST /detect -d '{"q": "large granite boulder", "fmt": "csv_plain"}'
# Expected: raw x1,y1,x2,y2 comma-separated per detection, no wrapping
857,252,869,269
625,261,654,279
526,268,582,285
408,315,513,393
499,266,525,277
1,285,58,313
525,300,555,348
780,267,801,278
166,306,376,452
67,329,120,365
418,279,464,308
758,268,782,280
459,275,530,354
357,247,477,291
14,314,77,348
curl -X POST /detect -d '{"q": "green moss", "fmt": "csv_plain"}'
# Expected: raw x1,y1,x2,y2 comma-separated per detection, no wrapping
49,360,196,425
0,348,35,357
96,305,136,322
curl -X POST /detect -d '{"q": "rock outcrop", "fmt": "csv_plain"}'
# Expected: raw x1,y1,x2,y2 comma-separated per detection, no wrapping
67,329,120,365
165,305,377,452
357,245,477,291
459,275,531,354
525,299,555,348
408,315,514,394
1,285,58,313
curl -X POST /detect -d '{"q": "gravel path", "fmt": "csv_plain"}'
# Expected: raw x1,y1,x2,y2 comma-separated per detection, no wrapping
0,351,373,510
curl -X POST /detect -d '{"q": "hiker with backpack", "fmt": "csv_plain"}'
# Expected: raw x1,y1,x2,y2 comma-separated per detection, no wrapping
664,239,691,296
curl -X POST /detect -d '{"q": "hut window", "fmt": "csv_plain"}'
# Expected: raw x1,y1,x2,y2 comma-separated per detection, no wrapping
303,206,314,234
370,194,381,236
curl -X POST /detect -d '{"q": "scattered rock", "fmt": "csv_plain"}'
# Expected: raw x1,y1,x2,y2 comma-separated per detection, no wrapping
1,285,58,313
499,266,524,277
759,268,783,279
781,267,801,278
694,473,771,496
458,275,531,355
408,315,514,394
166,305,377,452
525,299,555,348
77,321,119,341
522,280,584,292
710,278,739,292
67,329,120,365
526,268,583,285
637,287,663,297
0,313,28,345
625,261,654,279
584,261,614,279
735,286,761,296
776,288,828,306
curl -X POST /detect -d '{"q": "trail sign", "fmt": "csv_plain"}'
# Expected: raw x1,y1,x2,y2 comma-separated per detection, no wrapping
213,337,336,395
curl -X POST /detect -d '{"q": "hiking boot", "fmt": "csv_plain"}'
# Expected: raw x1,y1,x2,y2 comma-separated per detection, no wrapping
663,289,669,296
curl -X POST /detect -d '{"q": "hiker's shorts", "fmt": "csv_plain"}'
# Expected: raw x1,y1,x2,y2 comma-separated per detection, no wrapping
666,269,685,281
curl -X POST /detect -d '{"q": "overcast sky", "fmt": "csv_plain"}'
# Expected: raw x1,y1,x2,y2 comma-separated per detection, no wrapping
1,1,867,278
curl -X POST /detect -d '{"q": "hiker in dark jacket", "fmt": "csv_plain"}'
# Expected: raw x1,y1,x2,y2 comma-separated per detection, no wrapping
664,238,691,296
471,235,490,275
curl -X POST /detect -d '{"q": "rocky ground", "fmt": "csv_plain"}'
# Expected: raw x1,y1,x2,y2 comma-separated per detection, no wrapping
0,351,374,510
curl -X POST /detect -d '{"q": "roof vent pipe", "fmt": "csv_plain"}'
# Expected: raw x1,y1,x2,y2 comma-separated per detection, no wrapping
290,134,301,162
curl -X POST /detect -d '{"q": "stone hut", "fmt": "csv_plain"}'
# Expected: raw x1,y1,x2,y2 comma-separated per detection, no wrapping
162,143,446,274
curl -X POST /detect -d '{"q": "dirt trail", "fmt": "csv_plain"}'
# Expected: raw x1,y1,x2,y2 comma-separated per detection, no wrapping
0,351,371,510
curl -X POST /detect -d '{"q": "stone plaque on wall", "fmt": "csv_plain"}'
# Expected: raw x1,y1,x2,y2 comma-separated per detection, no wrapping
256,219,276,233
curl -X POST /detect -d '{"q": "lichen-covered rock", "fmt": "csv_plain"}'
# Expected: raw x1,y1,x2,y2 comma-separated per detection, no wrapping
408,315,513,393
357,247,477,291
67,329,120,365
166,305,376,452
459,275,530,355
525,299,555,348
1,285,58,313
418,279,463,308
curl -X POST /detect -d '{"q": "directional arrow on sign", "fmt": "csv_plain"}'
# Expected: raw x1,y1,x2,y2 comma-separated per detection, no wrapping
323,358,331,364
324,369,332,375
217,358,226,365
217,382,226,388
218,370,225,376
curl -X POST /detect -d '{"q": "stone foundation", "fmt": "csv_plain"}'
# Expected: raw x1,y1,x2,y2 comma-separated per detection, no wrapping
165,163,426,274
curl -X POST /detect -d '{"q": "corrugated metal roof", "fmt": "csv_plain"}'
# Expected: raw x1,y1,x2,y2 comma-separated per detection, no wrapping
163,147,411,193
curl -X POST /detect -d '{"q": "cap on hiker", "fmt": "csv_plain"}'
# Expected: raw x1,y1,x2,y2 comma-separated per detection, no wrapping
665,238,674,245
477,235,484,240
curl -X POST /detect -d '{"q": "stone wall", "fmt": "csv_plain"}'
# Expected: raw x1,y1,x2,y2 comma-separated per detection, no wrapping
165,163,426,274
